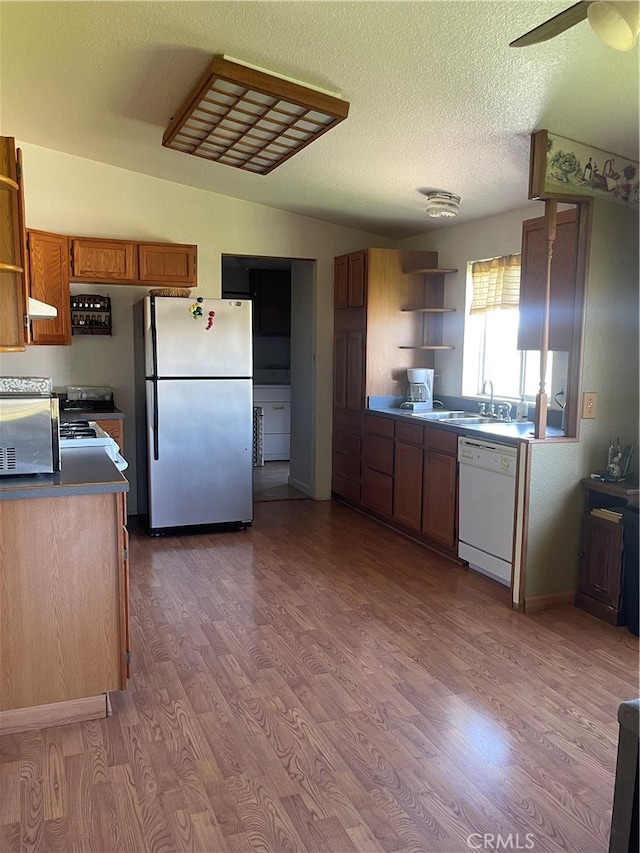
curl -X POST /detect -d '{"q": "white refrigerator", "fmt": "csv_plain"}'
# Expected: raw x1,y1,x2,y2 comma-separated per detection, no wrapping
134,296,253,534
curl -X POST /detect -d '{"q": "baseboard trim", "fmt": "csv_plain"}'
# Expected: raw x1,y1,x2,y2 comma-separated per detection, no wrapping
288,475,313,497
525,591,576,613
0,694,109,735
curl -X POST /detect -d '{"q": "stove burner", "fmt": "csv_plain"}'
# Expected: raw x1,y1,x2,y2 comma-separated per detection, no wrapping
60,421,97,439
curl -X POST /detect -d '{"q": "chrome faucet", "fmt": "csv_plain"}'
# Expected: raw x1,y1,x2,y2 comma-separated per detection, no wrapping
497,401,513,422
481,379,494,416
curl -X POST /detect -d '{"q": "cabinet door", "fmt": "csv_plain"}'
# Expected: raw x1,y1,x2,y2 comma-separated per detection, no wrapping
138,243,197,286
71,238,137,281
334,251,366,309
347,251,366,307
517,209,578,351
334,255,348,309
579,516,623,608
361,466,393,516
28,230,71,345
346,331,364,411
393,442,423,530
422,450,457,547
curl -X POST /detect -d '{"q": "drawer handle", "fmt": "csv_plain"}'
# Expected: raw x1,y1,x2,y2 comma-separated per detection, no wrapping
272,405,285,410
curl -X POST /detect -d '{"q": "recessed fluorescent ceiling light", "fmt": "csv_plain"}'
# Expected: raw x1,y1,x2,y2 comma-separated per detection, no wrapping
163,55,350,174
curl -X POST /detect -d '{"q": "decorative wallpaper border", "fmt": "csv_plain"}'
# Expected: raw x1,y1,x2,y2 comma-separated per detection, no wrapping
529,129,639,211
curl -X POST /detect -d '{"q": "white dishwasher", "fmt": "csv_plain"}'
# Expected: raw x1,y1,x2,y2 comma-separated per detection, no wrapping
457,436,518,586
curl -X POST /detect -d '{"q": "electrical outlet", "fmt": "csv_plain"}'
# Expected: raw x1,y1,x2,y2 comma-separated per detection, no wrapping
434,372,444,387
582,392,597,419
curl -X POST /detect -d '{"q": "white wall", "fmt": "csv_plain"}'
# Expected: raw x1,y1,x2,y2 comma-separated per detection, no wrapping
0,143,395,510
400,199,639,598
399,201,549,396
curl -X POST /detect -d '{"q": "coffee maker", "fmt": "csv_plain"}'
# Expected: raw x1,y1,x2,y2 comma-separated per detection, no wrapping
400,368,434,411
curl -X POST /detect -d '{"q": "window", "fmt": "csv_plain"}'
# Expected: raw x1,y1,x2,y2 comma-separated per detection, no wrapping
462,255,553,401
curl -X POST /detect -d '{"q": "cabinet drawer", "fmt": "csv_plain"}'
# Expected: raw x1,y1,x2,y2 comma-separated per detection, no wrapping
361,468,393,516
333,430,361,458
332,474,361,503
395,421,424,446
333,452,360,481
363,413,394,438
362,434,394,475
333,407,362,436
253,385,291,403
424,425,458,455
260,401,290,434
264,433,290,460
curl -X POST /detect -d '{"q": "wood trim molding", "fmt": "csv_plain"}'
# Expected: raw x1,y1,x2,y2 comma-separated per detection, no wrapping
525,591,576,613
0,694,109,736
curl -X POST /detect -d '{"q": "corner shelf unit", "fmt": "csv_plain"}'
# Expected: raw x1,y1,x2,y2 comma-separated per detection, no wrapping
400,266,457,352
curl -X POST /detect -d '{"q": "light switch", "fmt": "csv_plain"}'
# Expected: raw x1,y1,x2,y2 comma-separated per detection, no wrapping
582,392,597,419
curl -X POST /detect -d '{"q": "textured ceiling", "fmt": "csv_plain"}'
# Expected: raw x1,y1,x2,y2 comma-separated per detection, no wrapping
1,1,638,238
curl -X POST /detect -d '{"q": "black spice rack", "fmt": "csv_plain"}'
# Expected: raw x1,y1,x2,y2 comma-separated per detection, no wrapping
71,294,112,335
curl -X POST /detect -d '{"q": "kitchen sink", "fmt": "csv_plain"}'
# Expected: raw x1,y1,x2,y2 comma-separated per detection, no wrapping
447,416,497,425
409,410,466,420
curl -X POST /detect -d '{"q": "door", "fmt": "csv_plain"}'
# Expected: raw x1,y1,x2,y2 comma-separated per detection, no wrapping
145,296,252,378
146,378,253,529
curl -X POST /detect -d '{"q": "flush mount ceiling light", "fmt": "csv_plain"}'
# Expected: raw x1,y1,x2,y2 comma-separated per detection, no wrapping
425,191,461,219
162,55,350,175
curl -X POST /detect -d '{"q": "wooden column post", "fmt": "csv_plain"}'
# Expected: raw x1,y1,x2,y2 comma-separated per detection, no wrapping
534,198,557,438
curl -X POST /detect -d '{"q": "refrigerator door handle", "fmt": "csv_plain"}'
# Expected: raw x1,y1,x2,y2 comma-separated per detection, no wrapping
149,298,160,460
150,297,159,380
152,377,160,460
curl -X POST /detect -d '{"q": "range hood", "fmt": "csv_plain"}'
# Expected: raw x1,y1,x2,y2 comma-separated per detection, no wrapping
28,296,57,319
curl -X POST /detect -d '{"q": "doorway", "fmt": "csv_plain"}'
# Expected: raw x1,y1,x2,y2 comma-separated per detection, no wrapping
221,255,315,502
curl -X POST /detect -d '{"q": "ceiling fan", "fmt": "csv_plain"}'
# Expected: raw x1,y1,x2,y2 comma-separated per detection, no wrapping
510,1,640,50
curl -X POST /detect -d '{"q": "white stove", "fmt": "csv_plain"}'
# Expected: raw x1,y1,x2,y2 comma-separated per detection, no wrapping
59,421,128,471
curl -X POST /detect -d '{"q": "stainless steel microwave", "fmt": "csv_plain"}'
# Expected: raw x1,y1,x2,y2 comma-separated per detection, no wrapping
0,393,60,475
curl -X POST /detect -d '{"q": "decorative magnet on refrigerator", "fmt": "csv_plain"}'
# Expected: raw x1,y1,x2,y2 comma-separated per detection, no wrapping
206,310,216,330
189,297,204,319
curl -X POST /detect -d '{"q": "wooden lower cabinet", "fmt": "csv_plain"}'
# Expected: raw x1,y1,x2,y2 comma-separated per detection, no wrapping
361,414,394,516
576,509,625,624
332,409,362,503
422,426,458,549
422,450,457,548
333,411,461,559
0,491,130,732
394,441,423,531
94,416,124,451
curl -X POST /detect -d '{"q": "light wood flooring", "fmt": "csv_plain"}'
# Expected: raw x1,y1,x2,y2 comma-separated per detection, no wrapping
1,499,638,852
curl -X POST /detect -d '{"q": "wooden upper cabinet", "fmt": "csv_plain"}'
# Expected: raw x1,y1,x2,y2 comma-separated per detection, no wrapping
0,137,29,351
518,208,578,351
71,238,137,282
334,250,366,308
138,243,197,286
28,230,71,345
70,237,197,286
